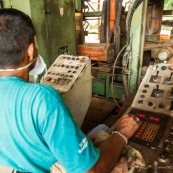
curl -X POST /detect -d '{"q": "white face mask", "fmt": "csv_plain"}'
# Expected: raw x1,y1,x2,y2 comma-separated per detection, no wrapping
29,54,46,75
0,54,46,76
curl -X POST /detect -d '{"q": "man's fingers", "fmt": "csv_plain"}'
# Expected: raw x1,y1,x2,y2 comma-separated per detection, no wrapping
109,113,142,136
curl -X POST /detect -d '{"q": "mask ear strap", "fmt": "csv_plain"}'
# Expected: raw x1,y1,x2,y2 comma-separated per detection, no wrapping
0,58,37,72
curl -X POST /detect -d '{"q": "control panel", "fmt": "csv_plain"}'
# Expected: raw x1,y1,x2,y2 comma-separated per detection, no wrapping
124,63,173,173
41,55,92,127
129,108,170,149
41,55,90,94
42,55,89,93
131,63,173,116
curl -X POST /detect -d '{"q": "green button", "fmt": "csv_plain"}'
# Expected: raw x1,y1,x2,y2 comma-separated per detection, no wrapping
161,66,166,70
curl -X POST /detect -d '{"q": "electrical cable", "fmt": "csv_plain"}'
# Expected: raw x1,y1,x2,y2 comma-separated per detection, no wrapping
121,0,143,98
110,0,144,107
111,45,126,109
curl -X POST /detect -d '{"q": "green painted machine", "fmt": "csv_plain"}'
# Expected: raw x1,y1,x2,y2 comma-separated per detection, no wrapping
3,0,80,67
81,0,171,102
3,0,173,103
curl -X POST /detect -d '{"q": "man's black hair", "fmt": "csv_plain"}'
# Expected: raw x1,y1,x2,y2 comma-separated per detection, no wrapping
0,8,36,68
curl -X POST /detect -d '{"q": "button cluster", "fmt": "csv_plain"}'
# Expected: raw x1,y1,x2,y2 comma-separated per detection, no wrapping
41,55,89,93
135,122,160,142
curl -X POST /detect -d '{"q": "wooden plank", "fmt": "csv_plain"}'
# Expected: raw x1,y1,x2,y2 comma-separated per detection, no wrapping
77,43,115,61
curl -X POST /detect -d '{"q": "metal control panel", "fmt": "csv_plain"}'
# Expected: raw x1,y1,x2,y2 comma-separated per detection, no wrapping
41,55,92,127
129,108,170,149
131,63,173,116
124,63,173,173
127,63,173,148
41,55,90,94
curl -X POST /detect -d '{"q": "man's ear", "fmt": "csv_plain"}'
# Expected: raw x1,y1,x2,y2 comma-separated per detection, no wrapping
27,43,35,62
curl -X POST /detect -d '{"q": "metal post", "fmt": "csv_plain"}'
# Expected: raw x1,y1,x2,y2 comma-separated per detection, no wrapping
128,0,148,93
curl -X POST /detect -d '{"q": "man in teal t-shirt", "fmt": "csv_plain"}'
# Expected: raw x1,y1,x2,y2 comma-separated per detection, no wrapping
0,8,140,173
0,76,100,173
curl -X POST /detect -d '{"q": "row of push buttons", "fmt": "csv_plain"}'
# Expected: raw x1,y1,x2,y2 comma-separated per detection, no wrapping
44,76,72,86
53,63,80,70
61,56,87,63
135,122,160,142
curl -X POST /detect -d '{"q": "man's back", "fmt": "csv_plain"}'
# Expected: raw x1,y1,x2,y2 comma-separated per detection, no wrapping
0,76,99,173
0,76,59,172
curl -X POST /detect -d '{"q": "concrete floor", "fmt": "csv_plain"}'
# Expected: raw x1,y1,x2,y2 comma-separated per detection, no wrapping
81,96,121,134
81,94,135,134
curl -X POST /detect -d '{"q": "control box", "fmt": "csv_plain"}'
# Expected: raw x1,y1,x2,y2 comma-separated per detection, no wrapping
131,63,173,116
41,55,92,127
129,108,169,149
125,63,173,149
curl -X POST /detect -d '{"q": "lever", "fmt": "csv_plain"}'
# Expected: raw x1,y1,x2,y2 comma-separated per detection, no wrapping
153,71,159,81
164,141,169,152
171,87,173,98
155,84,159,95
153,161,159,173
169,72,173,80
158,142,170,163
156,71,159,77
170,101,173,111
167,72,173,82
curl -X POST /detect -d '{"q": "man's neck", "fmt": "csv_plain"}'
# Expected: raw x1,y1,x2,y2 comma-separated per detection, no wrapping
0,70,29,81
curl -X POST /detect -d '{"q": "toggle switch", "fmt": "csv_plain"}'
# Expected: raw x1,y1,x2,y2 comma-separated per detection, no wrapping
166,72,173,83
155,84,160,96
159,103,164,109
153,71,159,81
170,101,173,111
148,102,153,107
170,87,173,98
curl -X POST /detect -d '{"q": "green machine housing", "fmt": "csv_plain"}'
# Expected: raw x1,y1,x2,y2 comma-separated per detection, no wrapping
4,0,80,67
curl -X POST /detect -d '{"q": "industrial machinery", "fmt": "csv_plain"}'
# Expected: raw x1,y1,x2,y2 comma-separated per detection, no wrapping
3,0,172,101
41,55,92,127
76,1,173,172
77,0,173,102
123,63,173,173
3,0,81,67
2,0,173,172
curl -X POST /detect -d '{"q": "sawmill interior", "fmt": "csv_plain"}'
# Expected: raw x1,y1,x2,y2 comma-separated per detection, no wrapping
1,0,173,173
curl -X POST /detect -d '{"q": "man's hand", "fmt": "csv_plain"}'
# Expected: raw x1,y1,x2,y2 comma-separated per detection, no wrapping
86,114,141,173
109,114,141,139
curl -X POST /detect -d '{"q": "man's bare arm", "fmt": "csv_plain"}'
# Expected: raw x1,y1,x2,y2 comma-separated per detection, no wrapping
86,114,140,173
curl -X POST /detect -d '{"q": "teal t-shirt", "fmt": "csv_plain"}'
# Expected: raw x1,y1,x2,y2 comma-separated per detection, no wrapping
0,77,100,173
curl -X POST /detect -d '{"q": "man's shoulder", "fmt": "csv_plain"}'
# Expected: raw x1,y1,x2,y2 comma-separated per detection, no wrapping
26,83,63,102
